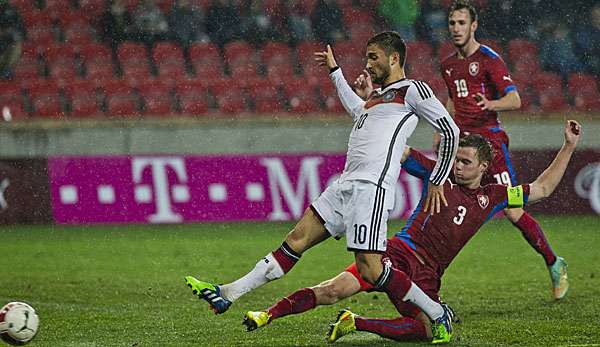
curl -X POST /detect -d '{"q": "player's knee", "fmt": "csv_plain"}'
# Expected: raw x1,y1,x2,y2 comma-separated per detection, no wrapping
355,255,382,285
313,280,340,305
504,207,524,223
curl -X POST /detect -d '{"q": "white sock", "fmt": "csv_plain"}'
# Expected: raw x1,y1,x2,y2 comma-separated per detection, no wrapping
402,282,444,321
220,253,285,302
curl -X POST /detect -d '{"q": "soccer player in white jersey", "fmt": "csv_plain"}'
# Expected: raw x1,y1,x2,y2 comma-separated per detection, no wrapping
185,31,460,341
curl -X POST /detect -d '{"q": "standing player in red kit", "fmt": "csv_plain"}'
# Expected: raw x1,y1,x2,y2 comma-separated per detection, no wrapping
438,0,568,299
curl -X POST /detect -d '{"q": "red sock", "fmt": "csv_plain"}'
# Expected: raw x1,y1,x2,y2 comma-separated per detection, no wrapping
271,242,301,273
355,316,428,341
513,212,556,266
267,288,316,321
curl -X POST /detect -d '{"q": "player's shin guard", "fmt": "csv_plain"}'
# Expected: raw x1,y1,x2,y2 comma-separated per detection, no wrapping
267,288,317,321
513,212,556,266
374,266,443,321
355,316,428,341
220,242,301,302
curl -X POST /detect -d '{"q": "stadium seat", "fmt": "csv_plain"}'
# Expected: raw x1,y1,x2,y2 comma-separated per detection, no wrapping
13,51,41,80
246,79,283,113
153,42,188,84
427,78,449,106
567,73,600,112
78,0,108,23
78,43,113,65
22,11,53,29
348,21,376,45
223,41,257,72
63,22,96,46
26,24,57,46
25,81,64,118
0,82,26,120
321,83,345,114
283,80,320,114
209,79,248,114
341,8,374,28
229,63,259,79
121,63,153,87
117,42,148,66
296,40,321,68
407,61,437,82
9,0,35,16
437,41,455,61
300,63,327,87
44,44,80,84
512,59,541,84
103,80,139,117
188,42,224,79
507,38,538,65
532,72,568,112
261,42,292,66
63,80,101,117
175,80,209,115
85,61,116,85
138,81,174,116
265,62,295,85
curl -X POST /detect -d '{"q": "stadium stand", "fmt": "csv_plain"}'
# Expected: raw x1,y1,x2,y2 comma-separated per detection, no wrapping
0,0,596,119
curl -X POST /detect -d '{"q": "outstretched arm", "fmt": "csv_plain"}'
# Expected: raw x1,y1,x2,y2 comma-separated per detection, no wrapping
527,120,581,203
474,90,521,111
315,45,365,118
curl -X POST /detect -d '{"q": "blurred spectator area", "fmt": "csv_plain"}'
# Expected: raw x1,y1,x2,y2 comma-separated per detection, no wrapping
0,0,598,121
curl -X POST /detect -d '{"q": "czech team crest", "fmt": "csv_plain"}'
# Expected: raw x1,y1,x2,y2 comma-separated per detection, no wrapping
469,62,480,76
477,194,489,209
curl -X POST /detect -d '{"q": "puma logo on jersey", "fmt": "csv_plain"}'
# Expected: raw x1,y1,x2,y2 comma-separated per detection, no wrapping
445,69,453,76
503,75,513,82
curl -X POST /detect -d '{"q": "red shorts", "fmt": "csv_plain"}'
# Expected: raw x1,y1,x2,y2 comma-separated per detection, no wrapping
344,237,441,318
461,128,517,186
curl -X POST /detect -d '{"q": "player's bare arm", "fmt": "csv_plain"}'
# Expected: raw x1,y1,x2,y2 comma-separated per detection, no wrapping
527,120,581,203
474,90,521,112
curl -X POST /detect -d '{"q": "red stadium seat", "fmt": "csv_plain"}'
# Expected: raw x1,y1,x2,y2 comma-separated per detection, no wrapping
209,79,248,114
296,40,321,68
22,11,53,28
79,0,108,23
532,73,568,112
27,82,64,118
175,80,209,115
78,43,113,64
117,42,148,66
567,73,600,112
507,38,538,65
437,41,455,62
13,50,41,80
138,81,174,116
27,24,57,46
0,82,26,120
261,42,292,66
427,78,449,106
266,62,295,85
246,79,283,113
223,41,257,70
64,80,101,117
348,22,376,45
85,61,115,85
0,82,20,102
153,42,185,65
188,42,224,79
229,63,258,79
103,80,140,117
283,80,320,114
321,83,345,114
63,22,96,46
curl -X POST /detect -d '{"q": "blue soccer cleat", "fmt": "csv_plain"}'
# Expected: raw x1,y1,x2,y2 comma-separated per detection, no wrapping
185,276,232,314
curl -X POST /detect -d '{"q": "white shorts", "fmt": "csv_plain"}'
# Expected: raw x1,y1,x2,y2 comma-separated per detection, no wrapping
311,179,394,252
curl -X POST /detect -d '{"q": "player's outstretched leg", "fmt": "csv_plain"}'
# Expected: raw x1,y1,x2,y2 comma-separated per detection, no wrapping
327,309,357,343
185,276,232,314
549,256,569,300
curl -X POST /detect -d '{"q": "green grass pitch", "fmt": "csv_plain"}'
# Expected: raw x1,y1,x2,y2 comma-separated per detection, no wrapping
1,216,599,346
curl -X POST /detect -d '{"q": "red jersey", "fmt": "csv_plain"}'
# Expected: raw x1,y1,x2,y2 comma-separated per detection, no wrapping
440,45,517,132
396,149,530,274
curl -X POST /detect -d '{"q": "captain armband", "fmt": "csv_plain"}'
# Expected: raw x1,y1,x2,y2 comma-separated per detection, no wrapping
507,185,525,208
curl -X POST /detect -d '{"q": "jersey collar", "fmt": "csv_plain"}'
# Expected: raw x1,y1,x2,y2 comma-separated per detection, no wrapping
381,78,407,92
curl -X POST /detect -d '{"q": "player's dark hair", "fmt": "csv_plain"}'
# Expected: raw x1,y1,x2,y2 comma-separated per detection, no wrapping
449,0,478,23
367,31,407,67
459,134,493,164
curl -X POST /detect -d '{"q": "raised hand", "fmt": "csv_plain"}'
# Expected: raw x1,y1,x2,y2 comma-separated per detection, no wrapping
314,44,338,70
354,69,373,100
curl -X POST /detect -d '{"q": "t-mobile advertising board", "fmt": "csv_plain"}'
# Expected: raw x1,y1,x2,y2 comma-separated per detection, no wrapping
41,149,600,225
48,154,424,224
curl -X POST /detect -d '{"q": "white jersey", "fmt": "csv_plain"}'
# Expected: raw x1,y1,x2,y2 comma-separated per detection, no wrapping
329,67,459,190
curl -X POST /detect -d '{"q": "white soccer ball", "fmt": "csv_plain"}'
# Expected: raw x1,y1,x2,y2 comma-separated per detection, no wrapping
0,302,39,345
